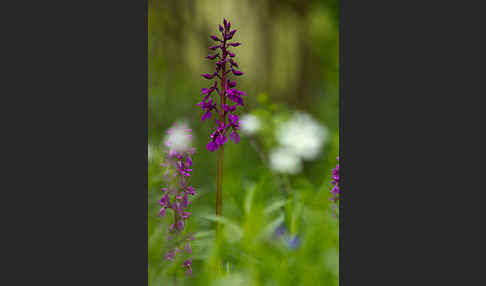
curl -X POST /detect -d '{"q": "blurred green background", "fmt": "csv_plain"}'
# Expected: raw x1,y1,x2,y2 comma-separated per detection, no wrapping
149,0,339,285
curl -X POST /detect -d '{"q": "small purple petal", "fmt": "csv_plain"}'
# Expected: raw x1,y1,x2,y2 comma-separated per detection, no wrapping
159,208,166,217
215,134,227,146
229,131,240,143
207,141,218,152
230,42,241,47
206,54,218,60
186,186,195,195
201,73,215,79
331,186,339,194
184,242,192,254
201,111,212,121
182,259,193,276
238,91,247,97
201,87,214,95
232,69,243,76
210,35,220,41
227,93,244,106
228,113,239,124
230,59,239,67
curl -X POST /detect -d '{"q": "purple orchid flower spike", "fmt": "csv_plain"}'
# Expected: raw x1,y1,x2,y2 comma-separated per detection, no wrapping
159,123,196,274
198,18,246,152
199,18,245,239
330,157,340,202
329,157,340,218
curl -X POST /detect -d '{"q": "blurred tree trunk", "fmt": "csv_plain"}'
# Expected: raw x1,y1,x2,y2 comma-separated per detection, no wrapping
258,0,274,95
282,0,316,109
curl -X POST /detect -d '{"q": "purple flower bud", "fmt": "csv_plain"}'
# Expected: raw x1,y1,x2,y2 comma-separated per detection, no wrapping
331,185,339,194
225,88,236,96
228,94,243,106
210,35,220,41
218,24,224,32
226,89,244,106
206,54,218,60
201,87,212,95
232,69,243,76
209,45,218,51
225,30,236,40
159,194,170,207
228,80,237,87
230,42,241,47
176,220,185,231
228,51,235,57
236,90,247,96
159,207,166,217
206,141,218,152
197,99,217,119
230,59,239,67
201,73,216,79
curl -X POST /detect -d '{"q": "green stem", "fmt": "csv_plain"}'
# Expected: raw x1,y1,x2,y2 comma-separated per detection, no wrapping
173,196,178,286
216,145,224,238
216,33,227,239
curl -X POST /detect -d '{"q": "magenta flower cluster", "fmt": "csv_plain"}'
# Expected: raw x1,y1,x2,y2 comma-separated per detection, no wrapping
159,124,196,275
198,18,246,152
330,157,340,203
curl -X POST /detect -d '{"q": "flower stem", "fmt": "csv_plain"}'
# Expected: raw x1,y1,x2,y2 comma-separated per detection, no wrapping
173,202,178,286
216,144,224,237
216,33,227,239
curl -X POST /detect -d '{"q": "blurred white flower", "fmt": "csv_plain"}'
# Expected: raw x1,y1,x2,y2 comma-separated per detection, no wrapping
277,112,329,161
240,114,261,135
269,147,303,174
163,122,193,153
